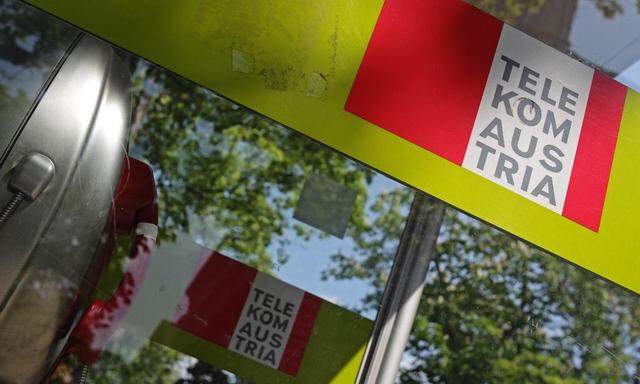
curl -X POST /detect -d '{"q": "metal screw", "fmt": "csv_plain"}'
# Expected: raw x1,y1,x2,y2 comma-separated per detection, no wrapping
0,153,54,229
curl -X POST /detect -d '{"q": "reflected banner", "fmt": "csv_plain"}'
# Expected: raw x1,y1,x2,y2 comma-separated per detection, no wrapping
26,0,640,294
152,251,372,384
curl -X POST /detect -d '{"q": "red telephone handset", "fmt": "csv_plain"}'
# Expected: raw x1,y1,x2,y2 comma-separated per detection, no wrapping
64,156,158,364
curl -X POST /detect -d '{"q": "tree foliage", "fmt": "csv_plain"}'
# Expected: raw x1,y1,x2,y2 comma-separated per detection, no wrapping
128,61,373,271
0,0,76,68
72,54,375,382
4,0,640,382
87,343,181,384
325,188,640,383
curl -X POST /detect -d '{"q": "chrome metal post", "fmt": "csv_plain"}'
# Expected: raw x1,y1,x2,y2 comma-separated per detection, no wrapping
360,192,445,384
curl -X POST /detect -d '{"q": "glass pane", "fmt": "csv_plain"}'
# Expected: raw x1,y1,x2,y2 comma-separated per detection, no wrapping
3,1,640,384
411,208,640,383
331,181,640,382
0,0,77,154
0,2,410,381
54,56,407,383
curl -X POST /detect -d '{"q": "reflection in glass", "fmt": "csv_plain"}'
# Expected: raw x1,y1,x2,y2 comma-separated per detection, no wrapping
0,0,77,153
49,51,400,383
2,1,637,383
331,187,640,383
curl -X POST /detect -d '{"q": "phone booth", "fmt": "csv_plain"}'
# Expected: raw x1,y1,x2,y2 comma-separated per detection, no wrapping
3,0,640,383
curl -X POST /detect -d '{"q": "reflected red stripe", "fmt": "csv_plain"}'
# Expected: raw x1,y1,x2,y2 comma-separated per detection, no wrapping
562,72,627,231
173,252,257,348
278,293,323,376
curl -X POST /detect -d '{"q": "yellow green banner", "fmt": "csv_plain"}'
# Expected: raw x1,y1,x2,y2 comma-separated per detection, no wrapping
26,0,640,296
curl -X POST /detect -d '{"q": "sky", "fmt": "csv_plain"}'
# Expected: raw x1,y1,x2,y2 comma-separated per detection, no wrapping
273,173,405,319
617,60,640,90
568,0,640,90
571,0,640,77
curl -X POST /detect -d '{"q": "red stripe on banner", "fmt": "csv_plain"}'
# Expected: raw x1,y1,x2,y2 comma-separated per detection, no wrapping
562,72,627,231
345,0,503,165
278,293,323,376
173,252,257,348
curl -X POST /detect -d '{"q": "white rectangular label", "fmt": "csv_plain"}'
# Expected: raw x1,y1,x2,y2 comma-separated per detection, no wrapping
229,273,304,368
462,25,594,212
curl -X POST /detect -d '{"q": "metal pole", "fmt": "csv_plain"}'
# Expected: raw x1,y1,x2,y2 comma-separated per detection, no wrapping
360,192,445,384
